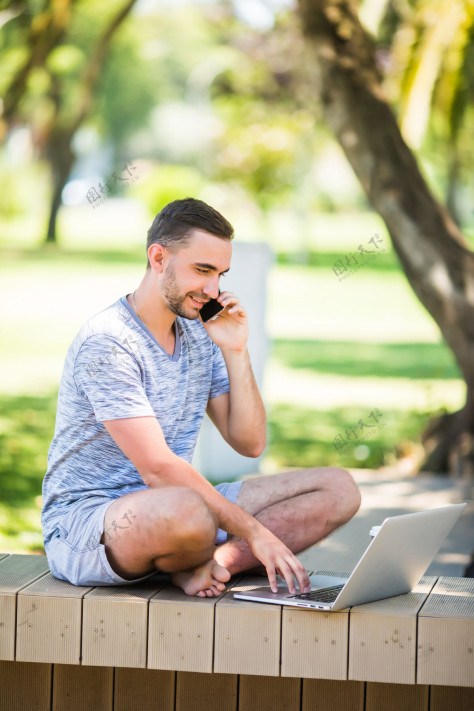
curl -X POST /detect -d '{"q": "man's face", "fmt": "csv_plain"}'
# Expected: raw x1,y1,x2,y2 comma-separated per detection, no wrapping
161,229,232,320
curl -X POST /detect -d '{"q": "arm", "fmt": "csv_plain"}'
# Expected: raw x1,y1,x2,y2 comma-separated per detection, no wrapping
203,292,267,458
206,349,266,458
102,415,309,593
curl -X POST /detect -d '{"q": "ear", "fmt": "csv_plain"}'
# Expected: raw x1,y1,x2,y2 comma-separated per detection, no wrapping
148,243,168,274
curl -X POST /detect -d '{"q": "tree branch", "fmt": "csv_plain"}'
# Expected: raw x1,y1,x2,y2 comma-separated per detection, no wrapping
71,0,138,135
2,0,76,124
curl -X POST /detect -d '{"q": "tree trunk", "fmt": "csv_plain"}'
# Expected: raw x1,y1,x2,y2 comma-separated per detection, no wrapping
2,1,76,124
446,147,462,228
42,0,138,244
298,0,474,476
45,128,75,243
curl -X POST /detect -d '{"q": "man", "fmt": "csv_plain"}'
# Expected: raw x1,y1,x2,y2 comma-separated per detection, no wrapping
42,197,360,597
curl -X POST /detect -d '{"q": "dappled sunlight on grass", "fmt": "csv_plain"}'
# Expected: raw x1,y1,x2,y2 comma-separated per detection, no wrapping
266,403,430,470
0,393,56,553
0,394,56,505
0,503,44,553
0,249,145,394
265,363,465,413
268,266,441,342
273,339,461,380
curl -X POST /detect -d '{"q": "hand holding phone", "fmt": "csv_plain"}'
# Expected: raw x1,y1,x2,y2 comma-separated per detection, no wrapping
200,291,248,352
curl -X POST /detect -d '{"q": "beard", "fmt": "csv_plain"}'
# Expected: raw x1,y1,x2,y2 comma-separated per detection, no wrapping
162,260,205,320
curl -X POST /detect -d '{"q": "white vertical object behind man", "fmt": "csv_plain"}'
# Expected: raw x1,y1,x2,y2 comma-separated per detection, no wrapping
193,242,273,481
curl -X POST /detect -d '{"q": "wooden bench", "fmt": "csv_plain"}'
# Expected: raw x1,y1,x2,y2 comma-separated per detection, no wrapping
1,553,473,710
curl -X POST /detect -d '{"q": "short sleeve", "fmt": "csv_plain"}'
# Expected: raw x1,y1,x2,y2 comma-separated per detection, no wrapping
74,335,155,422
209,342,230,399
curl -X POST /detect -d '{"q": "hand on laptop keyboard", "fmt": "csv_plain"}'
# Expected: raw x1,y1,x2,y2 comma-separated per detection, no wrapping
246,524,311,594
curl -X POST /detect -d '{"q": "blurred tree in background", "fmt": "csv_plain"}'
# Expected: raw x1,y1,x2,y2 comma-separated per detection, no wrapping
0,0,152,242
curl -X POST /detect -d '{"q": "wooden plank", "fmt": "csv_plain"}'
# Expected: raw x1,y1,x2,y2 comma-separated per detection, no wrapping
0,660,52,711
0,554,49,660
429,685,474,711
302,679,365,711
282,568,350,680
365,682,429,711
148,583,220,673
238,675,301,711
16,573,92,664
52,663,113,711
0,554,50,592
114,667,175,711
214,578,281,676
82,576,167,668
176,671,237,711
348,576,437,684
281,607,349,680
418,577,474,687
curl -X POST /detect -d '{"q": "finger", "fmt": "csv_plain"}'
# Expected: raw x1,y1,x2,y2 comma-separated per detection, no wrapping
293,560,311,592
220,296,242,310
285,557,310,593
266,565,278,594
217,291,236,304
277,561,297,595
227,305,245,316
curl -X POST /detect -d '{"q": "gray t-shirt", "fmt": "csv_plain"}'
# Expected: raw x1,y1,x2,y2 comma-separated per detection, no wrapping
42,295,229,544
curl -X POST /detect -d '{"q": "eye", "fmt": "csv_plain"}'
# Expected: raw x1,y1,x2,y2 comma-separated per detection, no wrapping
196,268,209,274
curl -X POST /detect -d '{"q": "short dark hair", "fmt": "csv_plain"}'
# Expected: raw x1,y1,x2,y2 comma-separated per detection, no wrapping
146,197,234,268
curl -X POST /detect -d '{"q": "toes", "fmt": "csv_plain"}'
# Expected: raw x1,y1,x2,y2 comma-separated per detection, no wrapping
213,564,231,583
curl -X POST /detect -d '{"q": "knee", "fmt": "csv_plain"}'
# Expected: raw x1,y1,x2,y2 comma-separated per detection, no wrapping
171,487,218,553
143,486,217,554
328,467,361,521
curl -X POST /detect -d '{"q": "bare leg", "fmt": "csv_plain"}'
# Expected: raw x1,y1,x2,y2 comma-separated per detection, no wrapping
101,486,230,597
213,467,361,580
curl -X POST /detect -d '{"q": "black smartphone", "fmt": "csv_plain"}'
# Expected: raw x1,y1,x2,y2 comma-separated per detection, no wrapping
200,295,224,323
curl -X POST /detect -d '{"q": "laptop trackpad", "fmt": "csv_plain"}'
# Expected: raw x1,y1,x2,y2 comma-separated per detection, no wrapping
309,574,348,590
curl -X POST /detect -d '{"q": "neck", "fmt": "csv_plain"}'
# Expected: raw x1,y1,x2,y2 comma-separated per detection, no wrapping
129,274,176,351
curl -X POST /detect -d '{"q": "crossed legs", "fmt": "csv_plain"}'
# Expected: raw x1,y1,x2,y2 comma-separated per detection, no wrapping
102,467,361,596
214,467,361,577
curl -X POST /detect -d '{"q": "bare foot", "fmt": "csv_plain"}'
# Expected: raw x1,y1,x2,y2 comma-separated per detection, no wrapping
171,559,231,597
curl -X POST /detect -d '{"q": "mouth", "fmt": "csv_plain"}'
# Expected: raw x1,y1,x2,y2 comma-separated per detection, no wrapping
189,296,209,309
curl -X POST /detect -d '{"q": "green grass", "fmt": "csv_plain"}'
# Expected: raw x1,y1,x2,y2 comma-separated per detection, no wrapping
0,393,57,553
267,403,431,471
276,248,397,272
273,340,460,381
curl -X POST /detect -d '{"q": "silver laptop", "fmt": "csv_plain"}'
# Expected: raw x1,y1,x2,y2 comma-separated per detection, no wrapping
234,504,466,611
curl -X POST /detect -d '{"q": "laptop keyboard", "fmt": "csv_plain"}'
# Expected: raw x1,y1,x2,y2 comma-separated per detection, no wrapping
288,584,345,603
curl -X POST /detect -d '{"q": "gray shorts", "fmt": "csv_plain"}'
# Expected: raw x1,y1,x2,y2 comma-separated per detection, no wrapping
45,481,243,586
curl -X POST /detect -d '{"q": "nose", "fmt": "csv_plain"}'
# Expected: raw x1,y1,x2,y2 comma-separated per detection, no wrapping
203,275,220,299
